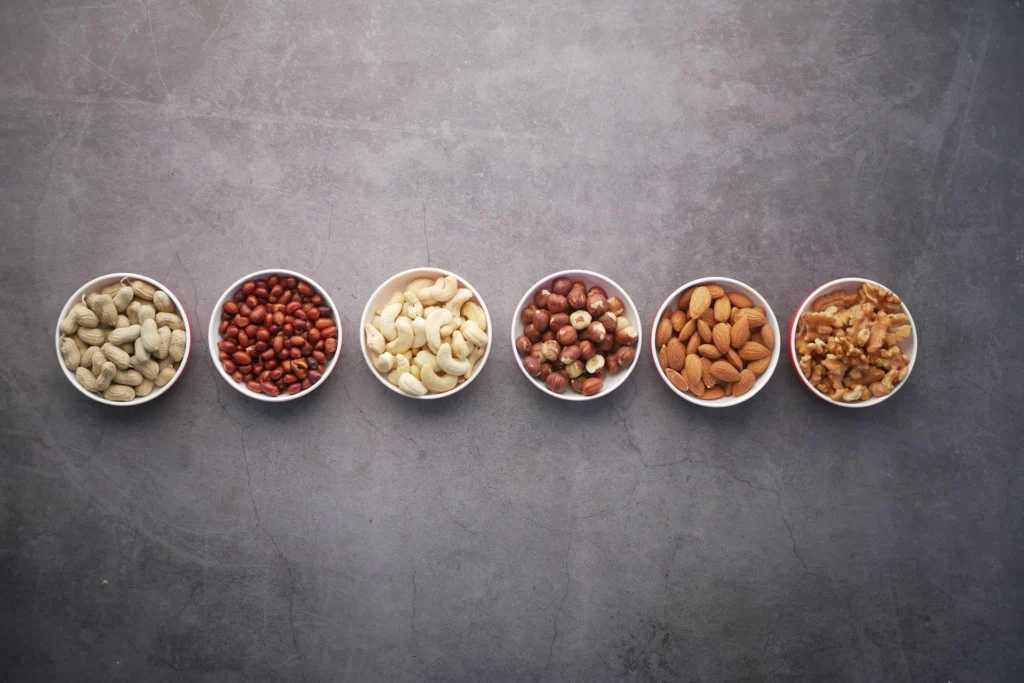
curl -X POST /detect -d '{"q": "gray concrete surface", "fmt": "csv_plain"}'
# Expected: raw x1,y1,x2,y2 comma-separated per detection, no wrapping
2,0,1022,680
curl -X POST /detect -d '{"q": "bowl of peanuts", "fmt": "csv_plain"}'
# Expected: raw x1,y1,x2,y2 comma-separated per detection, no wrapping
651,278,780,407
790,278,916,406
209,270,341,401
55,273,192,405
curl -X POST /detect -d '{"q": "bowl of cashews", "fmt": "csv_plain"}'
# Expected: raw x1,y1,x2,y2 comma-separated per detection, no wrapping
361,268,492,398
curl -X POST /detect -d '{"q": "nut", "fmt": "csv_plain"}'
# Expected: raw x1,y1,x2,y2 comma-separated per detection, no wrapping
579,340,596,360
552,278,572,295
533,309,551,332
534,289,551,308
516,335,533,355
564,360,584,378
540,340,561,361
606,296,624,315
567,284,587,309
523,324,541,343
615,325,638,345
546,294,568,313
585,354,605,374
549,313,570,331
580,377,603,396
521,304,537,325
545,371,569,393
559,344,582,365
586,293,609,317
615,346,636,368
523,356,542,376
556,325,578,346
569,310,592,330
587,322,606,344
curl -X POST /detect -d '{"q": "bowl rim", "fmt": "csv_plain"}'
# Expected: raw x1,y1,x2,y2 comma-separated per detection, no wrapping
55,272,193,406
207,268,342,402
788,277,917,408
510,269,642,401
649,276,781,408
359,267,493,400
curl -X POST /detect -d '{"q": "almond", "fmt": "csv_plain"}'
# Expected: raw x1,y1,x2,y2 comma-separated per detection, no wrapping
741,308,767,329
655,319,673,348
687,331,701,355
713,323,731,355
738,341,770,361
670,310,687,333
728,292,753,308
697,319,713,343
706,284,725,299
664,368,689,392
699,308,716,326
677,287,696,310
746,357,771,374
666,338,686,371
726,348,743,371
730,315,750,348
688,286,711,319
678,318,697,342
689,380,705,397
700,357,716,388
714,296,731,323
760,324,774,351
698,344,722,359
732,369,756,397
724,382,734,396
658,344,670,369
700,386,726,400
710,360,740,383
683,354,703,389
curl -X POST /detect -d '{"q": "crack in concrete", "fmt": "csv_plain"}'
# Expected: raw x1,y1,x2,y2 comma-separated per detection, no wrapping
266,529,307,683
541,533,573,677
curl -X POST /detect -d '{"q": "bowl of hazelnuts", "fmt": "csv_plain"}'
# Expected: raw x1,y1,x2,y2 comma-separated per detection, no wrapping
511,270,642,400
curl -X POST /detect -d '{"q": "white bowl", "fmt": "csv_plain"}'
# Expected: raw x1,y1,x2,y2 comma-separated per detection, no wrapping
511,270,642,401
360,268,492,399
650,277,780,407
208,269,341,402
55,273,193,405
789,277,917,408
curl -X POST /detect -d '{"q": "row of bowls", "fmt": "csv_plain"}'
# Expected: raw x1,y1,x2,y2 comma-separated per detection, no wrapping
55,268,917,408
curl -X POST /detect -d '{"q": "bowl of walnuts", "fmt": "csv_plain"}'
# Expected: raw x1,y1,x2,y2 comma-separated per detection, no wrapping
512,270,641,400
790,278,916,406
651,278,781,406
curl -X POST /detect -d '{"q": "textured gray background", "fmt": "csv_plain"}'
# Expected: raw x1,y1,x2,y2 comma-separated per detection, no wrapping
1,0,1022,680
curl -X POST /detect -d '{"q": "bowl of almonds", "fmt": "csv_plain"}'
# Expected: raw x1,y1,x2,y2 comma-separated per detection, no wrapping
651,278,780,406
790,278,916,406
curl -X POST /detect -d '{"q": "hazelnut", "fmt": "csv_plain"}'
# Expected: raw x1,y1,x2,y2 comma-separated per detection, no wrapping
547,293,568,313
520,304,537,325
534,288,551,308
607,296,624,315
569,310,592,330
598,312,617,332
515,335,533,355
616,315,631,332
571,280,586,291
564,360,584,378
580,377,604,396
552,277,572,295
587,321,607,344
579,340,596,360
523,324,541,343
587,286,608,299
599,336,615,352
540,362,554,379
559,344,582,365
523,356,542,376
615,325,639,345
549,313,570,331
541,330,555,342
545,371,568,393
587,293,609,317
530,343,544,359
606,355,621,373
590,366,607,380
540,340,561,361
556,325,578,345
615,346,636,368
567,286,587,310
570,377,585,393
533,309,550,332
585,354,605,374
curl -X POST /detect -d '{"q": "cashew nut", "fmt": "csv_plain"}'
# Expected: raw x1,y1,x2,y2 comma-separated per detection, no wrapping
378,302,403,342
364,324,385,354
398,372,428,396
418,275,458,304
387,354,411,385
425,308,453,353
463,345,485,379
413,349,441,373
461,301,487,331
420,365,458,392
451,330,470,360
437,343,471,376
461,319,489,347
444,288,474,317
373,351,396,373
409,364,421,380
411,317,427,349
385,316,414,354
403,291,423,319
405,278,436,298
